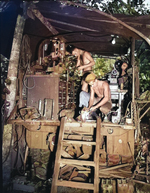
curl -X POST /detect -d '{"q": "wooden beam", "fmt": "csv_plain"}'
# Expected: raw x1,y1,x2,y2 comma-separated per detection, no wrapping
32,8,58,35
47,18,99,32
59,159,95,167
99,163,132,172
56,180,94,190
30,7,66,42
41,9,150,27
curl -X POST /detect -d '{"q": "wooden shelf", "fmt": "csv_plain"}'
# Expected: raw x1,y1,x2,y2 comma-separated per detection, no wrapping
7,119,60,132
8,118,60,125
65,120,135,130
25,74,59,78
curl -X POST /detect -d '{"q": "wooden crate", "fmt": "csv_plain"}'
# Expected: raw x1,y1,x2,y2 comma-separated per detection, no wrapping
26,126,57,150
101,125,134,156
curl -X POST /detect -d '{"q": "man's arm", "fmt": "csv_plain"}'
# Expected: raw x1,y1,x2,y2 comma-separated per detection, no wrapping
88,86,95,108
76,56,81,67
78,52,95,70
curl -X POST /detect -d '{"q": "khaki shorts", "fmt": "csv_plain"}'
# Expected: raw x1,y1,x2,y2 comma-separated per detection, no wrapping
94,98,112,115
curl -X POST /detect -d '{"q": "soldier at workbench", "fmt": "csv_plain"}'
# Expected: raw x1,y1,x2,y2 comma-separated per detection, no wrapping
66,45,95,92
79,72,112,121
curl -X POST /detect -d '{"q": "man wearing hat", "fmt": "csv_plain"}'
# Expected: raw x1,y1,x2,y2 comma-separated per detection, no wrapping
79,72,112,120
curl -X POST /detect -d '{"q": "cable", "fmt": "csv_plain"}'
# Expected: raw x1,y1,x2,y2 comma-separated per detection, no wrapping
22,61,35,89
13,126,25,175
23,75,35,90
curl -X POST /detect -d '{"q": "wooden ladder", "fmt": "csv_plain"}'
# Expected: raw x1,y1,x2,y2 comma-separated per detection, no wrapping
50,117,101,193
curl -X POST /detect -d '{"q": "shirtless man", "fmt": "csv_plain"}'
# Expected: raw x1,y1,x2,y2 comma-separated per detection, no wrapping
79,73,112,118
66,45,95,92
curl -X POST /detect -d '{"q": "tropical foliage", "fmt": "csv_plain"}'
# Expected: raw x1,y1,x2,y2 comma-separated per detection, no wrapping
60,0,150,15
92,57,115,79
138,51,150,92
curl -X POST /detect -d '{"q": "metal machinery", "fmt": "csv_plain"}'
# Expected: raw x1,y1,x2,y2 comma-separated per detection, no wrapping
108,63,128,124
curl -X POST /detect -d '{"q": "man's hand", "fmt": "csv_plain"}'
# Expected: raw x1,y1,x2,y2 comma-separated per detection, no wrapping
78,66,83,70
83,107,89,111
89,106,96,112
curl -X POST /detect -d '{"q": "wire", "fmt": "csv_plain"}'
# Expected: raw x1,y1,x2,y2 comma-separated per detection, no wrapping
22,62,35,89
13,126,25,175
19,34,35,89
23,76,35,90
13,126,24,151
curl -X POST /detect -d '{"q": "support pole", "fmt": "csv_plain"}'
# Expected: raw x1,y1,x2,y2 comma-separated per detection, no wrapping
131,38,135,102
6,15,25,117
131,38,140,140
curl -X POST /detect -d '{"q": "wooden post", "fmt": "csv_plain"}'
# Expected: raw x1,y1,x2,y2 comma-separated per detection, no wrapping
95,117,101,193
135,66,140,98
66,71,69,108
6,15,25,117
131,38,140,140
131,38,135,102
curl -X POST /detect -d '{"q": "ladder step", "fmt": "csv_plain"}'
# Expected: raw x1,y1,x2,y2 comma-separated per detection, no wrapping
64,122,96,127
59,159,95,167
62,140,96,145
56,180,94,190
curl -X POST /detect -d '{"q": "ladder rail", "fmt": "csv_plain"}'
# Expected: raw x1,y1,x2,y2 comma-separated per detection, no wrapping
50,117,65,193
94,117,101,193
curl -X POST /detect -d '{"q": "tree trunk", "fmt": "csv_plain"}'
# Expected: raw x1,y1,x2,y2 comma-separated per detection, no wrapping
6,15,25,117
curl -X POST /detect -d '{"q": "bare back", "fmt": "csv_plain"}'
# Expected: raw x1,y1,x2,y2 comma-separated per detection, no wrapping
93,80,111,100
